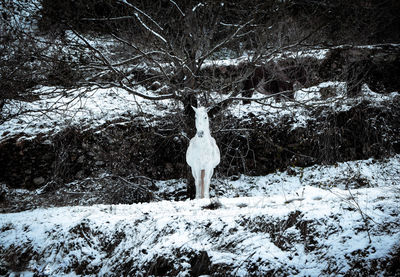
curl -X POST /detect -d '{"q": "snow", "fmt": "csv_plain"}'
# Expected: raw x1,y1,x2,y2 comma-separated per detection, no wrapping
274,48,329,60
0,86,177,142
1,156,399,275
201,48,328,69
0,0,41,32
1,8,399,272
227,82,398,130
2,78,398,150
192,3,205,12
2,38,398,143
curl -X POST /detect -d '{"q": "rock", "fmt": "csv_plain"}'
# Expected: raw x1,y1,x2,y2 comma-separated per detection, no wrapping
150,81,161,91
42,139,52,145
33,177,45,186
75,170,84,179
190,251,211,276
77,155,85,163
165,163,174,174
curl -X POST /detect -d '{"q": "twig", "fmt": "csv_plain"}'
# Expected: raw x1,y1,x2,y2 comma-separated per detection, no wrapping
116,176,161,201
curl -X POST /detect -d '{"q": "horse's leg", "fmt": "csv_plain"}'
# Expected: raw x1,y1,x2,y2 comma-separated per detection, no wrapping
200,169,205,198
192,168,200,199
204,168,213,198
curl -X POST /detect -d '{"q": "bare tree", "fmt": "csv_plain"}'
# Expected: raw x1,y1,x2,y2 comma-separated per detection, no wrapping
5,0,398,196
30,0,327,197
52,1,327,119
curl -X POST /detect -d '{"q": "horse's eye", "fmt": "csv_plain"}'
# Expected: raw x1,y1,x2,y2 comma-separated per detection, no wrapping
204,116,207,119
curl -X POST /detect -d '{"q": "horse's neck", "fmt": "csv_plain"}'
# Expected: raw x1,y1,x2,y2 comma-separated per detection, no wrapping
196,131,213,147
197,128,211,138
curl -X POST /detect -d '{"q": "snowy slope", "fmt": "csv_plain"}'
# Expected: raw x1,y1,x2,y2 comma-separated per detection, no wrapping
0,86,178,142
1,156,399,276
227,83,398,130
1,2,399,275
1,82,397,143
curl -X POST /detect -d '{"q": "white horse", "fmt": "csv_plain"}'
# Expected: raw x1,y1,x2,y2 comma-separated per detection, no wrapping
186,106,220,199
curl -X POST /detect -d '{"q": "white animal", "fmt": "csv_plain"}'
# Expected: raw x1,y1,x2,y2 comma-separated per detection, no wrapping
186,106,220,199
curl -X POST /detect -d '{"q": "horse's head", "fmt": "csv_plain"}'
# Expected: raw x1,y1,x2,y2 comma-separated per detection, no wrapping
192,106,210,136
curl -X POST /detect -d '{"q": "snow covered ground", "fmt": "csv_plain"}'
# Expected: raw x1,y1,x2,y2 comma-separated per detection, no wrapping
1,155,399,276
0,86,179,142
2,2,399,275
228,82,398,130
0,50,399,276
1,81,397,143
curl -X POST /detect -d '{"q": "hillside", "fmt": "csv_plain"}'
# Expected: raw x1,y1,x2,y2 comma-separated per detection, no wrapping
1,156,400,276
1,0,400,276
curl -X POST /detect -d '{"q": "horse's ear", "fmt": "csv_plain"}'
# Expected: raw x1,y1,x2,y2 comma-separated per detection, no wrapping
191,106,197,113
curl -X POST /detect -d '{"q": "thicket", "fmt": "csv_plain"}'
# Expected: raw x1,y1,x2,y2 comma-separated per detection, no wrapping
1,0,400,194
38,0,400,45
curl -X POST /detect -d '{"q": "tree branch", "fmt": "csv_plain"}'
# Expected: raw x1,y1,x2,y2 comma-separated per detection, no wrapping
118,0,164,31
197,19,254,68
71,30,176,101
169,0,185,17
133,12,167,44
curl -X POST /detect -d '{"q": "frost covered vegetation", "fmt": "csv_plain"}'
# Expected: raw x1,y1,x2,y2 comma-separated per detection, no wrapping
1,0,400,276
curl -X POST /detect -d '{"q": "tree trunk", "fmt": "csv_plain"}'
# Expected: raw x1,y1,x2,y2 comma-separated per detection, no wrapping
181,90,198,199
